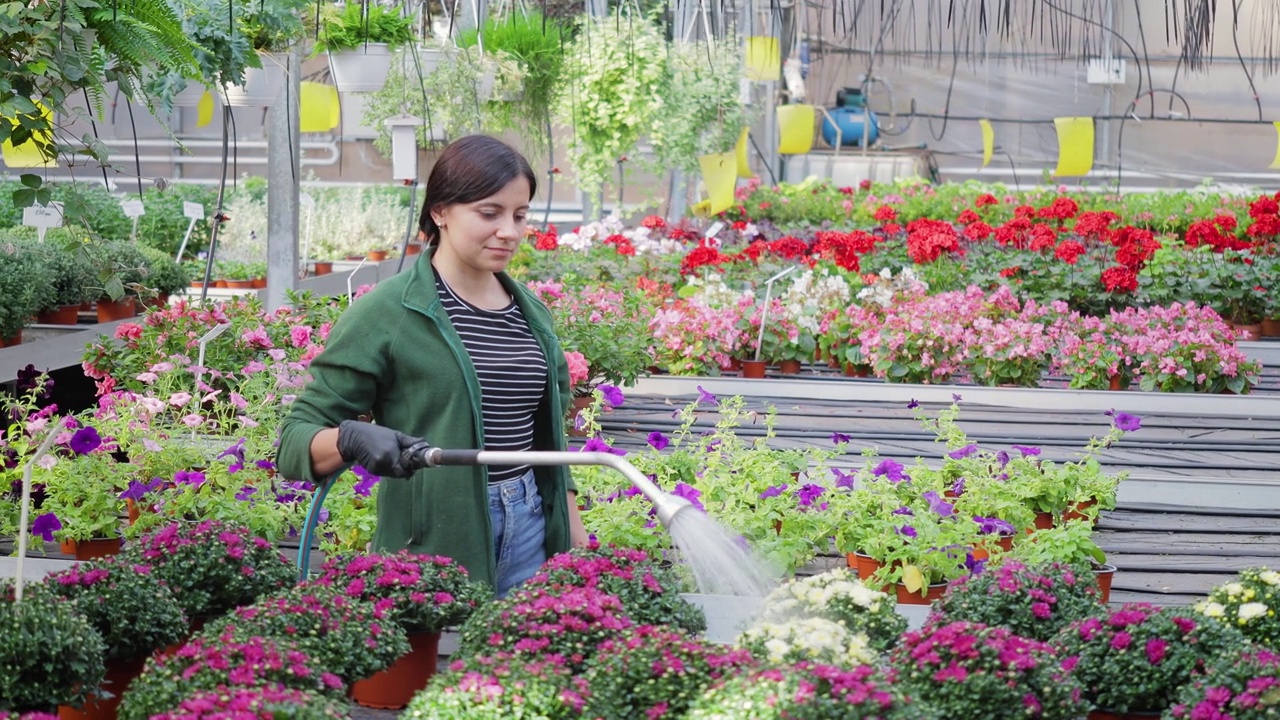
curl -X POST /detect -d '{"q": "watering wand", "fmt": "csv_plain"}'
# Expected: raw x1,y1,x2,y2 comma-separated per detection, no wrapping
295,450,696,582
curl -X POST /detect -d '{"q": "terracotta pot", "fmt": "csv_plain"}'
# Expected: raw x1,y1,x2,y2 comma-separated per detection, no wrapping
1231,323,1263,341
405,243,423,256
96,297,137,323
80,301,93,311
740,360,768,379
778,359,803,375
345,254,366,261
972,533,1016,560
224,280,255,289
843,363,871,378
895,582,948,605
723,357,743,372
1093,563,1117,604
0,330,22,348
350,631,441,710
567,395,593,437
367,250,389,262
125,499,140,526
1063,499,1099,525
828,355,841,369
59,537,123,561
1032,511,1055,531
1088,709,1162,720
141,294,169,311
312,262,334,276
58,656,147,720
214,280,229,288
250,278,266,289
38,304,81,325
1108,373,1126,391
1262,318,1280,338
845,551,882,581
189,280,205,289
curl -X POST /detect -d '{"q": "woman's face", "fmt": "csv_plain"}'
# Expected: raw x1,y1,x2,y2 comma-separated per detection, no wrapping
433,176,531,275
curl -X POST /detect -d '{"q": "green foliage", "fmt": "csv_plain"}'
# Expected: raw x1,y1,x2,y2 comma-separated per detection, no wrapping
1009,520,1106,567
314,2,412,54
688,664,933,720
0,581,106,712
0,241,48,339
930,561,1106,642
140,247,192,295
1196,567,1280,649
42,558,188,663
240,0,308,53
649,38,749,175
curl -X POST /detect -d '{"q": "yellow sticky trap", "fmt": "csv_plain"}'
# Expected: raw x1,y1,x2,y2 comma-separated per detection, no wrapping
744,37,780,81
2,101,57,168
195,91,214,128
300,82,340,132
777,104,815,155
1270,122,1280,169
735,127,751,178
1053,116,1094,177
901,565,925,594
979,118,994,168
698,152,736,216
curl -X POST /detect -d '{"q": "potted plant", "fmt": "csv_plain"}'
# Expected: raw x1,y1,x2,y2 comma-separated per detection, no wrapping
0,241,49,345
523,543,706,635
1054,313,1132,390
930,560,1106,643
890,621,1088,720
116,519,295,624
1008,521,1114,601
405,652,578,719
535,280,656,390
144,0,255,109
688,664,927,719
738,615,876,669
758,568,906,652
1054,603,1247,716
0,581,106,714
139,247,191,307
416,45,525,140
1113,302,1261,394
87,241,152,322
313,1,412,93
147,683,350,720
38,419,132,558
117,632,345,720
312,551,486,709
1167,649,1280,720
1195,567,1280,648
42,558,188,718
225,0,309,107
199,584,410,685
580,624,756,719
15,237,96,325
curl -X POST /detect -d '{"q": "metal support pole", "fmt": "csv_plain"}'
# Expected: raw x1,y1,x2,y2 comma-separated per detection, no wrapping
1098,0,1116,176
266,47,302,312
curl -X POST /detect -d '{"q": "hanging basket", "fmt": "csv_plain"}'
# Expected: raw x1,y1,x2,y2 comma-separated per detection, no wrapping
223,52,288,108
329,44,392,93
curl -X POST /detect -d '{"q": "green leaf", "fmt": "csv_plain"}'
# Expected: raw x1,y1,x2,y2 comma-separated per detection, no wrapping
103,275,124,301
12,187,36,208
19,173,42,189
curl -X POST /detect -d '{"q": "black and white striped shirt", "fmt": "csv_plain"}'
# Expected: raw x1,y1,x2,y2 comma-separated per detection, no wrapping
437,275,547,483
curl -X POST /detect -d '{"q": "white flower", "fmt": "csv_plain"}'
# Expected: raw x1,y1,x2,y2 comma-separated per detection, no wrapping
1197,601,1226,618
1238,602,1269,621
1259,570,1280,586
1223,582,1246,597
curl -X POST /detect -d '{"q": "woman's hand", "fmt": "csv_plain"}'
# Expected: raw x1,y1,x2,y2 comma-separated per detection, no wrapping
566,492,590,548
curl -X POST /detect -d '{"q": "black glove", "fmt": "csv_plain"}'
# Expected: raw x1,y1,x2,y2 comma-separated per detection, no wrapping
337,420,431,478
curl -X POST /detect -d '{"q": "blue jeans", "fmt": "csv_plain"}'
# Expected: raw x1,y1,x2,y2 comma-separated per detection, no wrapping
488,470,546,598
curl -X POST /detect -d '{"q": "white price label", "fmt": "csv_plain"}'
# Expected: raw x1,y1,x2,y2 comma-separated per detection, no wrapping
183,201,205,220
121,199,146,218
22,203,64,230
299,193,315,210
704,221,725,238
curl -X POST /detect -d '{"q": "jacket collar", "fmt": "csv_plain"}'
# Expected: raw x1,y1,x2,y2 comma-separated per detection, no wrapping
400,246,554,336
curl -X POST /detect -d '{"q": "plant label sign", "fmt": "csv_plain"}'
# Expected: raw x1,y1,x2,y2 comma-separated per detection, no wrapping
23,202,64,242
183,201,205,220
300,193,315,210
121,199,146,218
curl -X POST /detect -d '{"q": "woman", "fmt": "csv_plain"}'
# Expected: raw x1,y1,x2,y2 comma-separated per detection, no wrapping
278,135,589,597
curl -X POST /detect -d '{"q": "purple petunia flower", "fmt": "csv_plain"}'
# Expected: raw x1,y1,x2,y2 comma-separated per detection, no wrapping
907,398,920,409
922,491,955,518
235,486,257,501
952,393,963,403
952,478,966,497
1108,410,1142,432
671,482,704,513
174,470,206,487
32,512,61,542
973,516,1016,535
580,437,626,457
118,477,163,501
647,431,669,451
255,459,276,472
69,426,102,455
352,465,380,497
696,385,717,406
759,484,789,500
964,553,986,575
795,483,826,507
892,506,914,516
598,384,625,408
215,437,247,465
317,508,330,523
947,444,978,460
896,525,917,538
830,432,851,444
830,467,855,491
996,450,1010,468
1011,445,1041,457
872,458,908,483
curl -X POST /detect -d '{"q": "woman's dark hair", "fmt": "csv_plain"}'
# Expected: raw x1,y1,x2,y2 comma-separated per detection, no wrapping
418,135,537,245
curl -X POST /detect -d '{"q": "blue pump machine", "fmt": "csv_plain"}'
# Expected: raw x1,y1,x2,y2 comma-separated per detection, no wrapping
821,87,879,148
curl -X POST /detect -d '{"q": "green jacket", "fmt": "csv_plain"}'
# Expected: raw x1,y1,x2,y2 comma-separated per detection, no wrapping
277,251,574,590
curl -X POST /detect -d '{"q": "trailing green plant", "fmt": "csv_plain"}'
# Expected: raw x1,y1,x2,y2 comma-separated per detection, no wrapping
313,2,413,54
648,37,749,176
240,0,308,53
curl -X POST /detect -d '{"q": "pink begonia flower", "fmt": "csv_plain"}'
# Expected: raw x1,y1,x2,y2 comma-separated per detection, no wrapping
168,392,192,407
240,326,272,348
290,326,312,348
565,351,589,386
182,413,204,428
